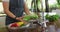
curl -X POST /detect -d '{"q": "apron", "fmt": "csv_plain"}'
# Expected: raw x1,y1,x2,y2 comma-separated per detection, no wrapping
5,0,24,25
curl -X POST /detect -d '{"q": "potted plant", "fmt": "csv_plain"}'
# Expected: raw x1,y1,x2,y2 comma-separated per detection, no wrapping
45,14,60,32
45,14,60,25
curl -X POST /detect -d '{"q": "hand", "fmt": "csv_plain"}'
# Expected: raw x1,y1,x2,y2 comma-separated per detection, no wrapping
23,21,28,24
16,17,28,24
19,16,25,19
15,17,21,21
18,17,28,24
15,16,24,21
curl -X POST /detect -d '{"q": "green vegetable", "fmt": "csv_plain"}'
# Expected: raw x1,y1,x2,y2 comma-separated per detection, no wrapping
30,14,38,19
23,14,38,21
23,15,31,21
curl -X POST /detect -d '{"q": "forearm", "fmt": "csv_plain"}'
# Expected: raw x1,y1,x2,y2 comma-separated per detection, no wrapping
4,9,16,19
3,2,16,19
24,3,30,15
24,8,30,15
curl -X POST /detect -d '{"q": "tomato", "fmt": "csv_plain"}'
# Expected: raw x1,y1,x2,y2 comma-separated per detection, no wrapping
10,23,18,27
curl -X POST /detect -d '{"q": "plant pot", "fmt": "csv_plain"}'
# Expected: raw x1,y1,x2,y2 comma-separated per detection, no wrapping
46,21,57,32
49,22,55,25
46,21,56,26
55,19,60,28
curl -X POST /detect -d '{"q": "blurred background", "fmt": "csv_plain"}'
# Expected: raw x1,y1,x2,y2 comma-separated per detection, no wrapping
0,0,60,32
0,0,60,28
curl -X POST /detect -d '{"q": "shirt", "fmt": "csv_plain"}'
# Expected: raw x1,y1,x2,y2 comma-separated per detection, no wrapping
2,0,26,25
2,0,26,8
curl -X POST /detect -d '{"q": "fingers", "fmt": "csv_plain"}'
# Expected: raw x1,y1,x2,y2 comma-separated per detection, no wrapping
19,16,25,19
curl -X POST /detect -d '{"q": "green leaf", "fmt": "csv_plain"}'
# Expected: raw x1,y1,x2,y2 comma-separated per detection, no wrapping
45,14,60,22
23,15,31,21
